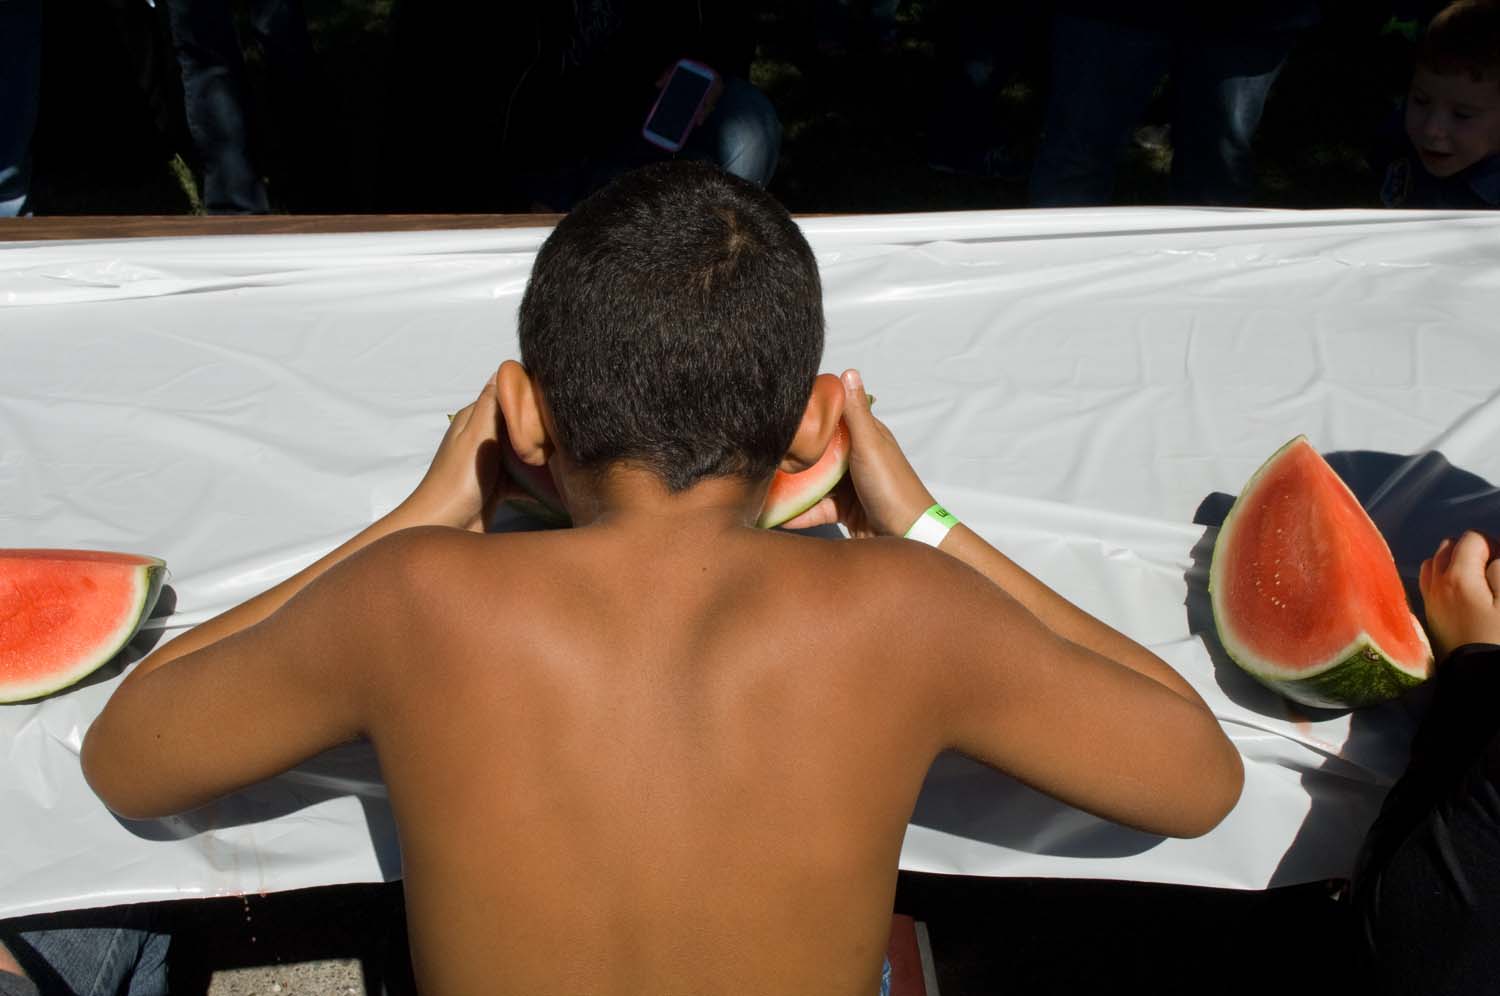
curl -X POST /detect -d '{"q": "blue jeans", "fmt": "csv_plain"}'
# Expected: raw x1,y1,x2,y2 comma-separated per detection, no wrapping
0,0,42,217
0,907,168,996
162,0,317,213
1030,15,1295,207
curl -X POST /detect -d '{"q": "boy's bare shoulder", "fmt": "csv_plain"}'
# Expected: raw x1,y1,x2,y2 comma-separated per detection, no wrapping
355,525,579,607
760,534,1022,661
789,534,1003,606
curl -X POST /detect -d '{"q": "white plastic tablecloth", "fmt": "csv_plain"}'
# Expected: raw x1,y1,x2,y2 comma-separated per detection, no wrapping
4,207,1500,918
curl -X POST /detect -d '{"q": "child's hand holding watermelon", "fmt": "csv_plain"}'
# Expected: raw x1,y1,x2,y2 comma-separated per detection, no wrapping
778,369,936,538
1420,531,1500,658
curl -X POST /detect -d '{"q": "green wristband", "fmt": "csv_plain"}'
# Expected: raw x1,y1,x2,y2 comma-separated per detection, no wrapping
904,503,959,546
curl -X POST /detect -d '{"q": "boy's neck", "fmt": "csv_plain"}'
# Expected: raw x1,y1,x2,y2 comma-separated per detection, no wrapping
560,463,770,535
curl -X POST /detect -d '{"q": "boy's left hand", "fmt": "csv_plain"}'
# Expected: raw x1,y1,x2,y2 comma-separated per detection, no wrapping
402,375,506,531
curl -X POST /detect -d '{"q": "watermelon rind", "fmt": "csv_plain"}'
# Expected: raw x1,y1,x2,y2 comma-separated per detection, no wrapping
1225,626,1430,710
0,553,166,704
1208,436,1432,710
756,462,846,529
756,421,853,530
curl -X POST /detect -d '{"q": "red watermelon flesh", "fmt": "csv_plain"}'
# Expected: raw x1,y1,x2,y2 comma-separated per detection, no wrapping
0,550,166,703
756,419,852,529
1209,437,1432,709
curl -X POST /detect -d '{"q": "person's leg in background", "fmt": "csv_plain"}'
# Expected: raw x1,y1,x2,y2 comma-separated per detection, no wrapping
248,0,351,210
1,904,168,996
1,939,39,996
0,0,42,217
684,76,783,188
925,0,1029,179
163,0,270,213
1028,14,1171,207
1168,30,1297,206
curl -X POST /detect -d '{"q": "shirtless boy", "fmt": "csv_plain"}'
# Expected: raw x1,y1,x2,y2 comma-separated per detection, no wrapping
83,162,1243,996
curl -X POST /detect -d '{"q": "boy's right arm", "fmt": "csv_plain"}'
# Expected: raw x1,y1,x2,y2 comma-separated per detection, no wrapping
796,370,1243,837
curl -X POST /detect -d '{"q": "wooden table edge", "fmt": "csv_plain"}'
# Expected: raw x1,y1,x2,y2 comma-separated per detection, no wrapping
0,214,566,242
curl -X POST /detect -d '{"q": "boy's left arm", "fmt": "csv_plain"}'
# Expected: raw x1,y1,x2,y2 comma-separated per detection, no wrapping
81,375,506,819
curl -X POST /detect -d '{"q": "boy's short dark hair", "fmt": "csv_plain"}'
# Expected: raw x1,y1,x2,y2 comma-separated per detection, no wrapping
1419,0,1500,83
518,162,824,493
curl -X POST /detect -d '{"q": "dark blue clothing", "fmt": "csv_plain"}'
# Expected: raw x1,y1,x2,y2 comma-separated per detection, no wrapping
0,973,36,996
163,0,323,214
1030,13,1297,206
1352,644,1500,995
0,904,168,996
1373,117,1500,209
0,0,42,216
1056,1,1321,34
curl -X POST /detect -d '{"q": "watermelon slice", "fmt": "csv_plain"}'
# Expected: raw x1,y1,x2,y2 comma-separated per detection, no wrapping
1208,436,1433,709
755,419,852,529
0,550,166,703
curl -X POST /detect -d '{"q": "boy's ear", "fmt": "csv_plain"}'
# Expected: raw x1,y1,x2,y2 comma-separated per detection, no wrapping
780,373,846,473
496,360,551,467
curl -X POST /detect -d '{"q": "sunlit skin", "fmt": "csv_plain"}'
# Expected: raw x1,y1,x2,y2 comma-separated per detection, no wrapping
80,368,1243,996
1405,65,1500,178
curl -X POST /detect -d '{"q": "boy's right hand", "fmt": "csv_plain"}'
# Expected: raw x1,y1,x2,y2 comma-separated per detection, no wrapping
1420,531,1500,658
780,369,936,538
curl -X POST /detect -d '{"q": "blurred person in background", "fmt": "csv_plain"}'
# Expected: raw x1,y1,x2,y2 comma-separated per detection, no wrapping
382,0,780,213
924,1,1040,181
162,0,343,213
0,911,168,996
1030,2,1321,207
0,0,42,216
1373,0,1500,208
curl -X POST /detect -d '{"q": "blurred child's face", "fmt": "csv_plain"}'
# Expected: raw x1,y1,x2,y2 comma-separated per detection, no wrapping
1405,66,1500,178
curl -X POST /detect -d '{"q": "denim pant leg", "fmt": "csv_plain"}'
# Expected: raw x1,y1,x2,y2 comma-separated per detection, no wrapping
163,0,269,214
0,973,40,996
683,77,782,188
1029,15,1171,207
5,910,168,996
1169,32,1294,206
0,0,42,217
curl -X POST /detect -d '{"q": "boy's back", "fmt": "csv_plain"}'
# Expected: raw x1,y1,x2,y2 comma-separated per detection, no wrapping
383,522,935,995
336,457,1236,994
81,162,1242,995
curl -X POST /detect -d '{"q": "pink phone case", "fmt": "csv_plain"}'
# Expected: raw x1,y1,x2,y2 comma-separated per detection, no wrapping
642,59,719,153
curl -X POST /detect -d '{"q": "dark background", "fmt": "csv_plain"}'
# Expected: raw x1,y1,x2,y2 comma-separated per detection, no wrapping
32,0,1416,215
